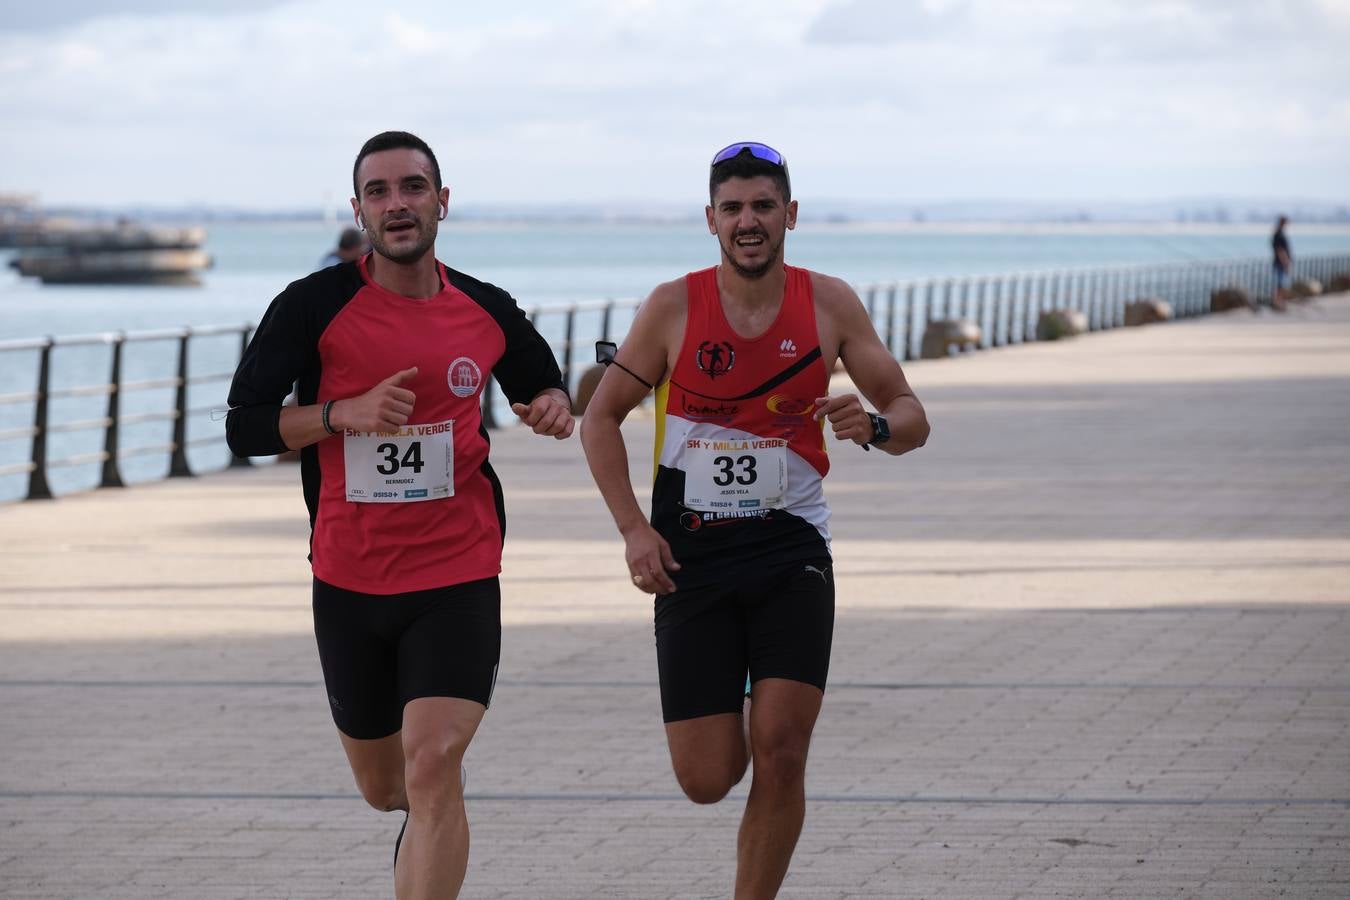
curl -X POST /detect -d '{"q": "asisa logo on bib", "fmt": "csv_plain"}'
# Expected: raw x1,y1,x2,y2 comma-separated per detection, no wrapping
447,357,482,397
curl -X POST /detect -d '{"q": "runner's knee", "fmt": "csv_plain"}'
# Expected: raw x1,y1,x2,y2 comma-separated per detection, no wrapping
403,733,469,810
673,755,746,804
352,766,406,812
751,738,809,790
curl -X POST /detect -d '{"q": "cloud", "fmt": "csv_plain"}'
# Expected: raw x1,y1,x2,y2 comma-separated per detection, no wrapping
1045,0,1349,64
805,0,969,46
0,0,293,32
0,0,1345,208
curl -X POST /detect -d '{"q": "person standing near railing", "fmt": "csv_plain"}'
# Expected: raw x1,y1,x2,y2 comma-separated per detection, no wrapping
316,226,370,271
579,142,929,899
225,130,572,900
1272,215,1293,310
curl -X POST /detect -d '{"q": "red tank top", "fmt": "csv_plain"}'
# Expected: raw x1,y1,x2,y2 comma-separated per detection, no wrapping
650,265,832,588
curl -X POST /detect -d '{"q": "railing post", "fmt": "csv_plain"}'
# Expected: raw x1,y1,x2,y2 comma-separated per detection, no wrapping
25,338,55,501
99,333,125,489
994,277,1009,346
1115,268,1127,327
1028,273,1042,338
481,378,498,429
1086,270,1097,322
229,326,253,468
168,329,193,478
911,281,931,360
976,279,992,348
883,284,897,356
900,284,915,360
561,306,576,396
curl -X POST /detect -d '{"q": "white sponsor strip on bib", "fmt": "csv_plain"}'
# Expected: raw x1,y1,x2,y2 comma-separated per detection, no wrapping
682,437,787,513
344,419,454,503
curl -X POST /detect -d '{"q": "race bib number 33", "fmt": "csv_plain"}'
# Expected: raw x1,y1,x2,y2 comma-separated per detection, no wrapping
683,437,787,512
344,419,454,503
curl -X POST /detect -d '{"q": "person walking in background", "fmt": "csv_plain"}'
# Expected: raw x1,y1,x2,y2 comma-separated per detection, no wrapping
317,225,369,270
226,130,573,899
579,142,929,899
1272,215,1293,310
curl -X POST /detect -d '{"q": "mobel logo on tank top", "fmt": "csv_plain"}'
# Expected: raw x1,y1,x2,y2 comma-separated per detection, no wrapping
779,339,798,358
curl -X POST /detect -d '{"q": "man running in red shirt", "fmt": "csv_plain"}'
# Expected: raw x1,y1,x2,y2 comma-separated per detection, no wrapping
227,131,572,899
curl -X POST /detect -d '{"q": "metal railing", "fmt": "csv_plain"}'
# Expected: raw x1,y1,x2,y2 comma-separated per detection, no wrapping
3,251,1347,501
0,325,253,500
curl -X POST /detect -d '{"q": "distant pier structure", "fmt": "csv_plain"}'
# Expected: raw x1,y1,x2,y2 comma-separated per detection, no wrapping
0,192,42,248
7,214,212,286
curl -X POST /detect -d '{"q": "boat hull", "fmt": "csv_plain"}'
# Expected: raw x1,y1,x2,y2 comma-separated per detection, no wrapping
15,249,213,285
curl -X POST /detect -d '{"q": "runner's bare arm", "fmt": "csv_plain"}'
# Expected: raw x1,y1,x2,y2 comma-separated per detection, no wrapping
580,280,686,593
278,367,418,450
814,276,929,456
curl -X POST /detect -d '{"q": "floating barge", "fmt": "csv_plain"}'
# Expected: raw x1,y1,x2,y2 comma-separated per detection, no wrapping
9,223,212,285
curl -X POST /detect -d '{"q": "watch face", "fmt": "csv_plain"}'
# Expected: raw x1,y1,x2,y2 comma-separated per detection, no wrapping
869,414,890,444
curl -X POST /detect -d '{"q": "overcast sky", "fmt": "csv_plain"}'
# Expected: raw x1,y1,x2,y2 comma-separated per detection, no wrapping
2,0,1347,211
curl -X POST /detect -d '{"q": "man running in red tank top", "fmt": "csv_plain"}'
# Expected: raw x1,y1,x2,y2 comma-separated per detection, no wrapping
581,143,930,898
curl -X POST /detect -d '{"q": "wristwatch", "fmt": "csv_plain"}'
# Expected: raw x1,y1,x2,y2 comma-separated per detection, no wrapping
867,413,890,447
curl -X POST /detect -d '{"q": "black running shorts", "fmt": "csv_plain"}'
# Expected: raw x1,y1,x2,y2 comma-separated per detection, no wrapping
654,557,834,723
312,576,501,740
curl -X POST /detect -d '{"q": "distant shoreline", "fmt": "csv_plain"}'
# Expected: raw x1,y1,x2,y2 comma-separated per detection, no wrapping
14,199,1350,231
21,217,1347,235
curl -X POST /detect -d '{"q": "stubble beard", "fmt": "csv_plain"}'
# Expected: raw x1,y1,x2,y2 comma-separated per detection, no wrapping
721,230,783,280
368,214,438,265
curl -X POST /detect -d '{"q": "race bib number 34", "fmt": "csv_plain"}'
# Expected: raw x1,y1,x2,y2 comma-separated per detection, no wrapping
683,437,787,512
344,419,454,503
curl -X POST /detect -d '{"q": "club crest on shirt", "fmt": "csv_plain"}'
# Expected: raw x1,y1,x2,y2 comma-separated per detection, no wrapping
447,357,482,398
696,340,735,379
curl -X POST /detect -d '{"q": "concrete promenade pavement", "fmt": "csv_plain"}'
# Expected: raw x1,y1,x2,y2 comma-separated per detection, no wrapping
2,297,1348,899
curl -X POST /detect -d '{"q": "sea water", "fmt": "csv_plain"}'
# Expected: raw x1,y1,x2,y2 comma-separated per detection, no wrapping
2,220,1348,500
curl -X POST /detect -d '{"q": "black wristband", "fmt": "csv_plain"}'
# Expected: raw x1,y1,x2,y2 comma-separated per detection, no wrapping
321,400,337,436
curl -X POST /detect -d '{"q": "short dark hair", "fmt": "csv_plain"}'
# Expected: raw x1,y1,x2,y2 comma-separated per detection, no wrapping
710,149,791,203
352,131,442,197
337,227,364,250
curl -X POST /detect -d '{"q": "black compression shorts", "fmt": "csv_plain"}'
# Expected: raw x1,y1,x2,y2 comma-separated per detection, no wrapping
654,557,834,723
312,576,501,740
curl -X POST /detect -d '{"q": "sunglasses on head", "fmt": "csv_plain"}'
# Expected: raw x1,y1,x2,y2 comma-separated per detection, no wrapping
710,142,787,168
